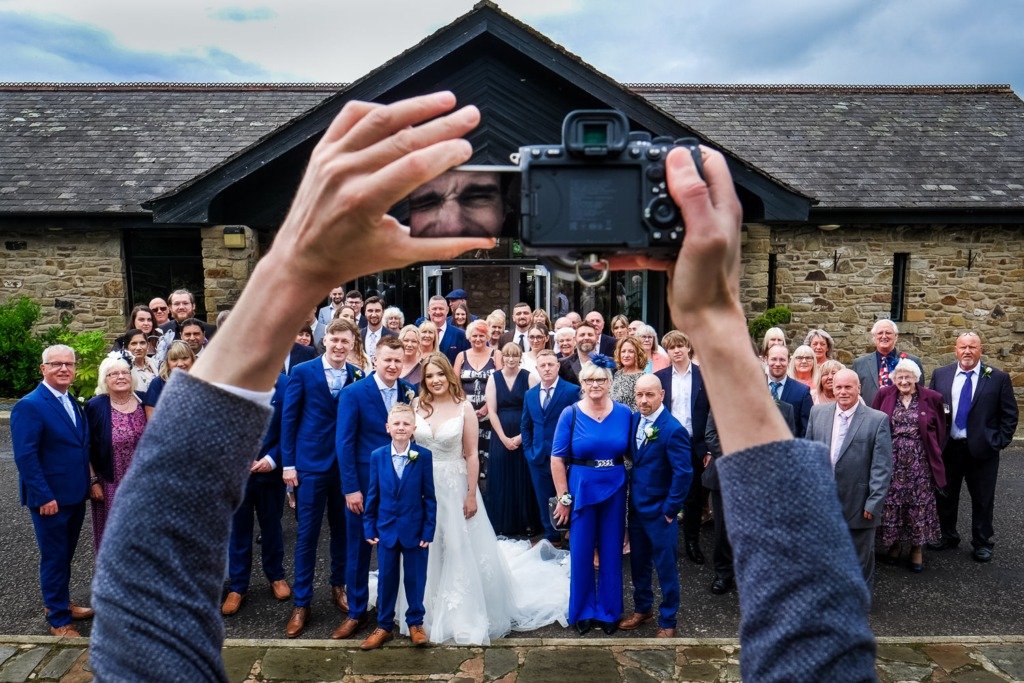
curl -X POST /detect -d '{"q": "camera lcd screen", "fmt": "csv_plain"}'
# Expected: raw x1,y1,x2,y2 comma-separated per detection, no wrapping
527,166,644,247
393,167,519,238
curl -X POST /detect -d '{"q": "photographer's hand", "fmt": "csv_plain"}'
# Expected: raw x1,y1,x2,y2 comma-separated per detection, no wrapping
191,92,495,393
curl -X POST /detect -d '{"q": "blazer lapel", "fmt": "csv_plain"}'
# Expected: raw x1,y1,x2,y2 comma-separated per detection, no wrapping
836,407,866,463
690,367,703,414
630,412,642,460
45,389,80,437
970,365,987,408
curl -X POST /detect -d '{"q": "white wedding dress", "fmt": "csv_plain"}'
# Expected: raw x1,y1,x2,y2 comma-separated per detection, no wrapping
390,409,570,644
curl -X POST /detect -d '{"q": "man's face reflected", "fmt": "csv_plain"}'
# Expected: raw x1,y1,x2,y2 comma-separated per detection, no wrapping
408,171,504,238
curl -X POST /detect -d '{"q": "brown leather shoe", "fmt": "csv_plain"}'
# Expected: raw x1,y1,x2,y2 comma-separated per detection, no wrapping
45,603,95,621
409,624,429,646
655,627,676,638
332,585,349,612
360,627,394,650
618,611,654,630
49,624,81,638
331,614,368,640
271,580,291,601
221,592,244,616
285,607,310,638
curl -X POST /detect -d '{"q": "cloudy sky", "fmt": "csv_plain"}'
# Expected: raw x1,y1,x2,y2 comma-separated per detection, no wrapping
1,0,1021,91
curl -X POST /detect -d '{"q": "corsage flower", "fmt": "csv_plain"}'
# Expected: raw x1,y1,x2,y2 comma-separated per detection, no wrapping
407,450,419,462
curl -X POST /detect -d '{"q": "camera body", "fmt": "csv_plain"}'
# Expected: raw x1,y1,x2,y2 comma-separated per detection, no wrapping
517,110,703,260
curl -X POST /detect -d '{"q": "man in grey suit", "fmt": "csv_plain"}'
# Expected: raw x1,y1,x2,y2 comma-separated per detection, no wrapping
851,319,923,406
805,369,893,586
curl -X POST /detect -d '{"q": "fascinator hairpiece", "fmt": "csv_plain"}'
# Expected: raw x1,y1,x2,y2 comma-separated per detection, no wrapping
588,354,617,370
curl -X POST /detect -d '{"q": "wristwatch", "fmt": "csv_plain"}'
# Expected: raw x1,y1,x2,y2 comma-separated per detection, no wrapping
558,492,573,506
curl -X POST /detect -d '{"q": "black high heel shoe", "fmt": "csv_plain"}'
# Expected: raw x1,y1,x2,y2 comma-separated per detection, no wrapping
575,619,592,636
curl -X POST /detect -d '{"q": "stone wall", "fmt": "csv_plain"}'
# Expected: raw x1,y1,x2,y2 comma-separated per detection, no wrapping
0,225,125,335
461,267,512,321
201,225,260,321
755,223,1024,409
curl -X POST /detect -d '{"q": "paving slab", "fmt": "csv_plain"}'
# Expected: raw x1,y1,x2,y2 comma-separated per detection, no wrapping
221,646,264,683
877,660,934,682
259,647,349,681
350,647,472,676
924,644,975,673
674,662,721,682
681,645,728,662
951,669,1009,683
37,647,85,680
977,644,1024,680
484,648,518,680
621,648,676,679
877,644,932,665
622,667,658,683
0,651,13,670
520,647,620,683
0,646,50,683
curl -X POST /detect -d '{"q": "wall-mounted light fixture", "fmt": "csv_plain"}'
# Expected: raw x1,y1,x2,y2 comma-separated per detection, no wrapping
817,224,841,232
222,226,246,249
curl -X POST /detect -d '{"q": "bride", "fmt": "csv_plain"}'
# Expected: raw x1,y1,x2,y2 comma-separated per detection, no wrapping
400,352,569,644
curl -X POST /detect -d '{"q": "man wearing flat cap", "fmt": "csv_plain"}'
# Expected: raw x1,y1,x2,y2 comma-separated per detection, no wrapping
445,289,478,326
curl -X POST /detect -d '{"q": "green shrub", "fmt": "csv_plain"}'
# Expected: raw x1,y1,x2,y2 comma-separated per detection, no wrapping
38,322,110,401
0,297,45,397
748,305,792,344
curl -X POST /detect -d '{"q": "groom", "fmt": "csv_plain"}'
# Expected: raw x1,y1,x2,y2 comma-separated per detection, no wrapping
334,337,415,639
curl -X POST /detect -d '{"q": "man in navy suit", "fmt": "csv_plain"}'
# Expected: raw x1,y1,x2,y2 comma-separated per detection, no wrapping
427,294,469,363
360,403,436,650
280,318,362,638
521,350,580,544
928,331,1018,562
359,295,396,362
766,344,813,438
584,310,618,356
558,324,597,385
655,330,711,564
285,340,318,374
332,336,416,640
619,375,692,638
223,372,292,616
11,344,93,637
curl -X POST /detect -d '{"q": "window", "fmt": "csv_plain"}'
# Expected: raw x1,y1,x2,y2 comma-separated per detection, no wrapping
124,228,206,319
767,253,777,309
890,252,909,322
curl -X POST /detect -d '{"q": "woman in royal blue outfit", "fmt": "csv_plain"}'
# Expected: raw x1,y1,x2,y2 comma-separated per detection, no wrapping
551,355,630,635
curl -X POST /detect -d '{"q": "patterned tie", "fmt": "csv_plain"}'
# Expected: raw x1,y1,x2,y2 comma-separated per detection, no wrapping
541,386,551,410
769,381,781,401
329,368,344,397
831,411,850,467
382,386,396,411
60,394,77,426
955,370,974,431
392,453,408,479
878,357,891,387
636,417,649,449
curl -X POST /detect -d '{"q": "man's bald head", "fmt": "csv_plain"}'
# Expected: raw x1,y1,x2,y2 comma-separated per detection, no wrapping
833,369,861,410
635,374,665,417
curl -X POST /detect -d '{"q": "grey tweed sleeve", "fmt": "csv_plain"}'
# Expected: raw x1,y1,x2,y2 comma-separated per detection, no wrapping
717,439,876,682
91,371,272,682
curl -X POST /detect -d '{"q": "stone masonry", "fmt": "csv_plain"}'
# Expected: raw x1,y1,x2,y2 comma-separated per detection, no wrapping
201,225,260,320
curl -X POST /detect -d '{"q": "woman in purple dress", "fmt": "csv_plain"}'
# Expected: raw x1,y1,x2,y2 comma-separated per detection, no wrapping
85,354,148,554
872,358,947,572
484,343,540,536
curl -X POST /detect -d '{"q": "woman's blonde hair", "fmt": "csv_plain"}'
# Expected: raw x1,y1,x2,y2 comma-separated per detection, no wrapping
417,320,439,353
417,352,464,417
159,340,196,381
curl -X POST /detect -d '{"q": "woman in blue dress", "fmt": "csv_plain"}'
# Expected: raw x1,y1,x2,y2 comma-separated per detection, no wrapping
484,343,539,536
551,355,630,635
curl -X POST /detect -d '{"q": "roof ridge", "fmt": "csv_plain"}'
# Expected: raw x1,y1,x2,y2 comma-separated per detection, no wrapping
627,83,1014,94
0,82,348,92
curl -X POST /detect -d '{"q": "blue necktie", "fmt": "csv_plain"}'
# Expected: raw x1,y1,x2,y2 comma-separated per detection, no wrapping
392,453,408,479
636,417,649,449
955,370,973,431
60,394,77,426
382,386,396,411
329,368,344,397
769,381,781,401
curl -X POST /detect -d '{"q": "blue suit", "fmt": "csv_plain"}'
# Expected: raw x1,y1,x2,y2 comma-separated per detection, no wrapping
363,443,436,631
777,378,813,438
227,373,289,594
520,379,580,541
436,325,470,365
11,383,90,628
627,408,692,629
285,342,317,374
336,374,415,620
280,358,359,607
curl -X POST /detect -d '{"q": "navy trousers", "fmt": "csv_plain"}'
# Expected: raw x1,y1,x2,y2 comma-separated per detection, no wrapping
292,467,347,607
31,502,85,628
345,462,375,619
527,459,559,542
627,511,680,629
227,474,286,594
375,542,427,632
568,485,626,624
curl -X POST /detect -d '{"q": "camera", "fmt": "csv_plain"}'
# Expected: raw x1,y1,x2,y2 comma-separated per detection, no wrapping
517,110,703,262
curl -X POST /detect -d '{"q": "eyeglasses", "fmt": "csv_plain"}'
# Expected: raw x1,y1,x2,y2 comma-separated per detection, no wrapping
151,306,168,312
44,361,76,369
794,356,814,361
583,378,608,386
527,335,546,341
107,371,131,378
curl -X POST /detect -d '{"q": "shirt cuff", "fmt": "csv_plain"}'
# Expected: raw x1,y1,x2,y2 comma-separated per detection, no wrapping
212,382,275,407
262,455,277,470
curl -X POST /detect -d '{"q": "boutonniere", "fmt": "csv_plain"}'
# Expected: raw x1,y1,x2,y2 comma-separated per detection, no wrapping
405,388,416,402
353,369,363,380
982,366,992,378
899,353,907,359
644,425,659,443
407,450,419,462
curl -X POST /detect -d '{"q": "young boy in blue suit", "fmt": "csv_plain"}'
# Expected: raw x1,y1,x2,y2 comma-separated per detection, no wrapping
360,403,436,650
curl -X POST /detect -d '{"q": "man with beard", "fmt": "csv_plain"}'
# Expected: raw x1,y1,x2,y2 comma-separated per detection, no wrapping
559,324,598,385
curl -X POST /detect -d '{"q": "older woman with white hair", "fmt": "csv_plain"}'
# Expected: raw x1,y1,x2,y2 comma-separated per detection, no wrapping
85,353,148,553
804,329,835,366
636,324,670,373
551,355,631,635
788,344,820,394
382,306,405,334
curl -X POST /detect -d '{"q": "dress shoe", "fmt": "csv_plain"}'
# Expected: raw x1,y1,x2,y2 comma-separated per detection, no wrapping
927,537,960,551
409,624,429,646
332,585,349,612
907,561,924,573
685,541,705,565
599,620,618,636
655,627,676,638
331,613,369,640
285,607,310,638
221,592,244,616
44,603,94,621
271,579,291,601
972,547,993,563
360,627,394,650
49,624,81,638
711,576,735,595
618,611,654,630
574,619,592,636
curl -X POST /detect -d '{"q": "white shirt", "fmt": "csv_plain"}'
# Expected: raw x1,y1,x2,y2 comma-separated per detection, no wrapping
539,377,560,406
950,364,980,439
670,363,693,435
637,404,666,444
514,328,529,348
830,403,858,467
364,325,383,358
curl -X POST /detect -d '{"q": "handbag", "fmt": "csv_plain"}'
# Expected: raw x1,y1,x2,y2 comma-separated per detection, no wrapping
547,406,578,531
